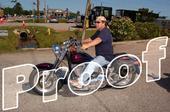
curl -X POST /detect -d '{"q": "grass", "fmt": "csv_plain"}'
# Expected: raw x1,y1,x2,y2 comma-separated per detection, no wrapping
0,26,18,53
15,18,46,23
0,26,96,53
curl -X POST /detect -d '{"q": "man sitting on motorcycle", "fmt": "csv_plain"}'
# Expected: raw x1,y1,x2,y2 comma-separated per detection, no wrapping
70,16,113,88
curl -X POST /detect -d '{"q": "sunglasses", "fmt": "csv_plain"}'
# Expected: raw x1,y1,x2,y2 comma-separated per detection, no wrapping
95,21,101,24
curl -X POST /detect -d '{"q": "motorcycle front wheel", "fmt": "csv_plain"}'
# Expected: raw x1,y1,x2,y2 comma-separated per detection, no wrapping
29,68,63,96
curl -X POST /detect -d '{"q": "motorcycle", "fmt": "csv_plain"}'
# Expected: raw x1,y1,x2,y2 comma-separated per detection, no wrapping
29,37,141,95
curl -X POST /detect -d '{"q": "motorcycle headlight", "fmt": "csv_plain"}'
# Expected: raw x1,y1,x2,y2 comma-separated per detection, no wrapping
52,45,61,55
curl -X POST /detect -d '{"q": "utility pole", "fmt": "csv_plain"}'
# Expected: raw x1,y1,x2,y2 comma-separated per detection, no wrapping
32,2,36,23
44,0,47,23
82,0,91,41
37,0,40,23
100,2,103,16
80,0,82,15
66,8,69,20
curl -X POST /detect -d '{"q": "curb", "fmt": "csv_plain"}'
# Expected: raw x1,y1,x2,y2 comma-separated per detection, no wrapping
21,39,150,51
112,39,150,45
21,48,52,51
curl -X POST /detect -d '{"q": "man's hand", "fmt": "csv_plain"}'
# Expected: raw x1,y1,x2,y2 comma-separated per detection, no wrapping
81,43,89,50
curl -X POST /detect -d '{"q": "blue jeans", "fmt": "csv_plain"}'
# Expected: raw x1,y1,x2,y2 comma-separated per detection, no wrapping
79,55,109,84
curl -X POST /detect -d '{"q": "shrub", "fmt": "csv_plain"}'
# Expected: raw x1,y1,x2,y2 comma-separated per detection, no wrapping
109,17,137,41
135,22,160,39
160,29,170,38
109,17,161,41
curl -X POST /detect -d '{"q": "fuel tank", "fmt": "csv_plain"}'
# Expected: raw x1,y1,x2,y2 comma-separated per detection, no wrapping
70,52,94,64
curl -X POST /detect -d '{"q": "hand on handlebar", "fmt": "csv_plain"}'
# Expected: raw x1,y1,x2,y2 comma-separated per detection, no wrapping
81,43,89,50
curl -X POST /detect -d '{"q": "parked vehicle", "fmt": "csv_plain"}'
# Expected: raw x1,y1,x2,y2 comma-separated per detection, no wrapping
49,18,58,23
48,16,59,23
0,16,6,23
67,18,76,23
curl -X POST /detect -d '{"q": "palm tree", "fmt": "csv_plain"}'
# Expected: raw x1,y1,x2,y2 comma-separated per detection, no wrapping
11,0,17,3
36,0,40,23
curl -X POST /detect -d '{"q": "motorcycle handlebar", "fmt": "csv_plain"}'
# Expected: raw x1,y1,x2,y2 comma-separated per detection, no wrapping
63,37,82,48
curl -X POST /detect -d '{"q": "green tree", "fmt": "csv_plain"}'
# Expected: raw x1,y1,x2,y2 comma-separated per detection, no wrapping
23,10,32,15
13,2,23,15
136,8,159,22
76,11,80,16
4,7,14,15
69,12,77,19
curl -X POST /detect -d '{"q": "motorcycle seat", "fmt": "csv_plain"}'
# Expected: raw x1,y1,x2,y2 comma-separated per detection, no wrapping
112,52,127,58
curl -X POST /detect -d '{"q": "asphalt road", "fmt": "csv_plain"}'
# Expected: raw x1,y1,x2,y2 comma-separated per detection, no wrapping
0,39,170,112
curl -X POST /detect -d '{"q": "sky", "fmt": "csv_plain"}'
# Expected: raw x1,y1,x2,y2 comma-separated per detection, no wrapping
0,0,170,18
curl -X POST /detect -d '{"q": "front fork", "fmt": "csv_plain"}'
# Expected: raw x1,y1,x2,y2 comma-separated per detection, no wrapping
44,51,71,83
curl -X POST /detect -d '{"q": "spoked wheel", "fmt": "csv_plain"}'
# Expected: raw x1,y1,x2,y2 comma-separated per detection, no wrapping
107,59,140,88
29,69,63,95
107,68,136,86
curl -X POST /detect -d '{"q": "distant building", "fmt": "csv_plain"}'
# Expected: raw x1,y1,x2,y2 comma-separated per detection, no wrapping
47,8,69,18
116,9,138,22
116,9,159,22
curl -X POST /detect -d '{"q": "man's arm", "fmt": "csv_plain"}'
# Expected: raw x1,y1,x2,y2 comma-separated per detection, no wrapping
82,30,99,44
81,37,102,50
82,38,92,44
